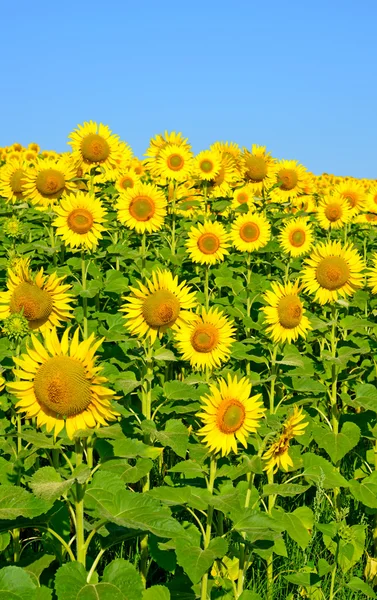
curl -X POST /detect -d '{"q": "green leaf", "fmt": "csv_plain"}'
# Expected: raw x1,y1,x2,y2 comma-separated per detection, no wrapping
284,572,321,587
313,422,360,463
278,509,311,549
85,472,185,539
302,453,349,489
349,477,377,508
276,345,305,368
29,467,78,503
0,566,36,599
346,577,376,598
262,484,311,497
112,438,163,460
101,458,153,483
323,524,365,573
143,586,170,600
0,485,52,520
104,271,129,294
169,460,207,478
238,593,263,600
154,349,177,362
317,558,332,577
290,377,326,394
353,384,377,412
163,381,193,399
155,420,189,458
22,555,55,586
175,537,228,584
0,532,10,552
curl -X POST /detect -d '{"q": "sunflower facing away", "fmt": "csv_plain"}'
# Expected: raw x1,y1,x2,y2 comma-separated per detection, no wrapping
279,217,314,257
0,258,72,332
301,241,366,305
116,182,167,233
68,121,123,174
263,406,308,473
0,157,31,204
8,328,118,439
186,221,231,265
174,307,235,370
22,157,77,208
121,270,197,343
53,192,107,250
197,374,265,456
231,212,270,252
262,280,311,344
316,196,351,230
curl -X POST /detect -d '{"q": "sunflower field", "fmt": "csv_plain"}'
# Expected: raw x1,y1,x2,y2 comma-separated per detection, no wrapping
0,125,377,600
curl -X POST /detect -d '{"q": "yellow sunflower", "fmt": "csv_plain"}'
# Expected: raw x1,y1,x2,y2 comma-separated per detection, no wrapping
300,241,366,305
120,270,197,343
116,182,167,233
28,143,40,154
263,406,308,473
145,131,191,160
193,150,222,181
367,254,377,294
316,196,351,229
0,258,72,332
231,212,270,252
334,181,366,216
270,160,310,202
231,184,257,210
279,217,314,257
0,158,31,204
197,374,265,456
152,143,193,182
8,328,118,439
210,141,243,177
174,307,235,370
209,155,239,198
186,221,231,265
53,192,107,251
115,168,141,194
240,145,276,193
262,281,311,344
366,183,377,214
22,157,77,208
283,405,308,439
68,121,123,174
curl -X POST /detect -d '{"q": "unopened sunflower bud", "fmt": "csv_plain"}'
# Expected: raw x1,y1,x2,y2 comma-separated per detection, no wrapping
365,554,377,586
3,217,24,239
3,313,30,341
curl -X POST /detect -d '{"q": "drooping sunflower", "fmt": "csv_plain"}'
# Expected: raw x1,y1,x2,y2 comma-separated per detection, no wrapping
8,328,118,439
334,181,366,217
0,158,31,204
231,212,270,252
240,145,276,193
68,121,123,174
270,160,310,203
316,195,351,230
367,254,377,294
263,406,308,473
262,281,311,344
231,184,257,210
186,221,231,265
193,150,222,181
53,192,107,251
152,143,193,182
120,270,197,343
22,157,77,208
279,217,314,257
174,307,235,370
0,258,72,332
116,182,167,233
197,374,265,456
300,241,366,305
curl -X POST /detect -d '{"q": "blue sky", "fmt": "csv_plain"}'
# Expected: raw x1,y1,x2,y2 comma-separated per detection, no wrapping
1,0,376,178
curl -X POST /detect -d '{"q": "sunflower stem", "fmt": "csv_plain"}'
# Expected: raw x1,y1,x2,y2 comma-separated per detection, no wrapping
236,472,255,597
75,439,86,567
266,345,278,600
140,232,147,278
204,265,210,311
200,454,217,600
330,305,341,516
81,251,88,339
170,182,177,257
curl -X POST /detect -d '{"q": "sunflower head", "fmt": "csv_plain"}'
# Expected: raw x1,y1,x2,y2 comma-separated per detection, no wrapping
2,312,30,342
262,280,311,343
186,221,230,265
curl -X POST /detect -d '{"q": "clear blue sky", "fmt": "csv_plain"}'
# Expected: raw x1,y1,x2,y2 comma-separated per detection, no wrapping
1,0,376,178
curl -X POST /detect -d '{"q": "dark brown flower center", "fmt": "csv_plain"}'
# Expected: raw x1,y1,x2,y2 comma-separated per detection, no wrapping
10,169,26,197
200,160,214,173
325,204,342,222
167,154,184,171
278,169,298,191
289,228,306,247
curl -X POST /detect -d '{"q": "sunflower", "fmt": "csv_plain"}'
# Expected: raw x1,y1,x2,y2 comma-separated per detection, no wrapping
241,145,276,193
300,241,366,305
53,192,107,250
8,328,118,439
22,157,77,208
316,196,351,229
210,141,243,177
115,168,141,193
186,221,231,265
116,182,167,233
193,150,222,181
231,212,270,252
209,155,239,198
0,158,31,204
145,131,191,160
120,270,197,343
0,258,72,332
334,181,366,216
68,121,123,174
196,374,265,456
263,406,308,473
366,184,377,214
262,281,311,344
270,160,310,202
279,217,314,257
152,143,193,182
231,184,257,210
174,307,235,370
367,254,377,294
28,143,40,153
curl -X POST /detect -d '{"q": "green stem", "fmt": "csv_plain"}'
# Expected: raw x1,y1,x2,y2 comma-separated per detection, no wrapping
330,305,341,516
39,526,76,562
141,232,147,277
266,346,278,600
75,439,86,566
204,265,210,311
236,472,255,597
269,346,278,414
81,251,88,339
171,183,177,256
284,256,291,285
329,536,340,600
200,455,217,600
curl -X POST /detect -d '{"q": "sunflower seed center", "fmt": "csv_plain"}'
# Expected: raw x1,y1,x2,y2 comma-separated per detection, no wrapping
10,282,53,329
316,256,350,290
68,208,94,233
142,289,180,328
217,399,246,433
81,134,110,163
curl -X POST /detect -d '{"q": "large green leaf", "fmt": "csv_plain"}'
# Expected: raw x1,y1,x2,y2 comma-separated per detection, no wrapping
313,422,360,463
143,587,170,600
302,453,349,489
0,485,52,520
101,458,153,483
353,384,377,412
111,438,163,460
85,472,185,538
346,577,376,598
175,537,228,584
0,566,37,600
154,420,189,458
262,484,311,497
29,466,90,502
273,508,312,550
21,554,55,586
323,524,365,573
